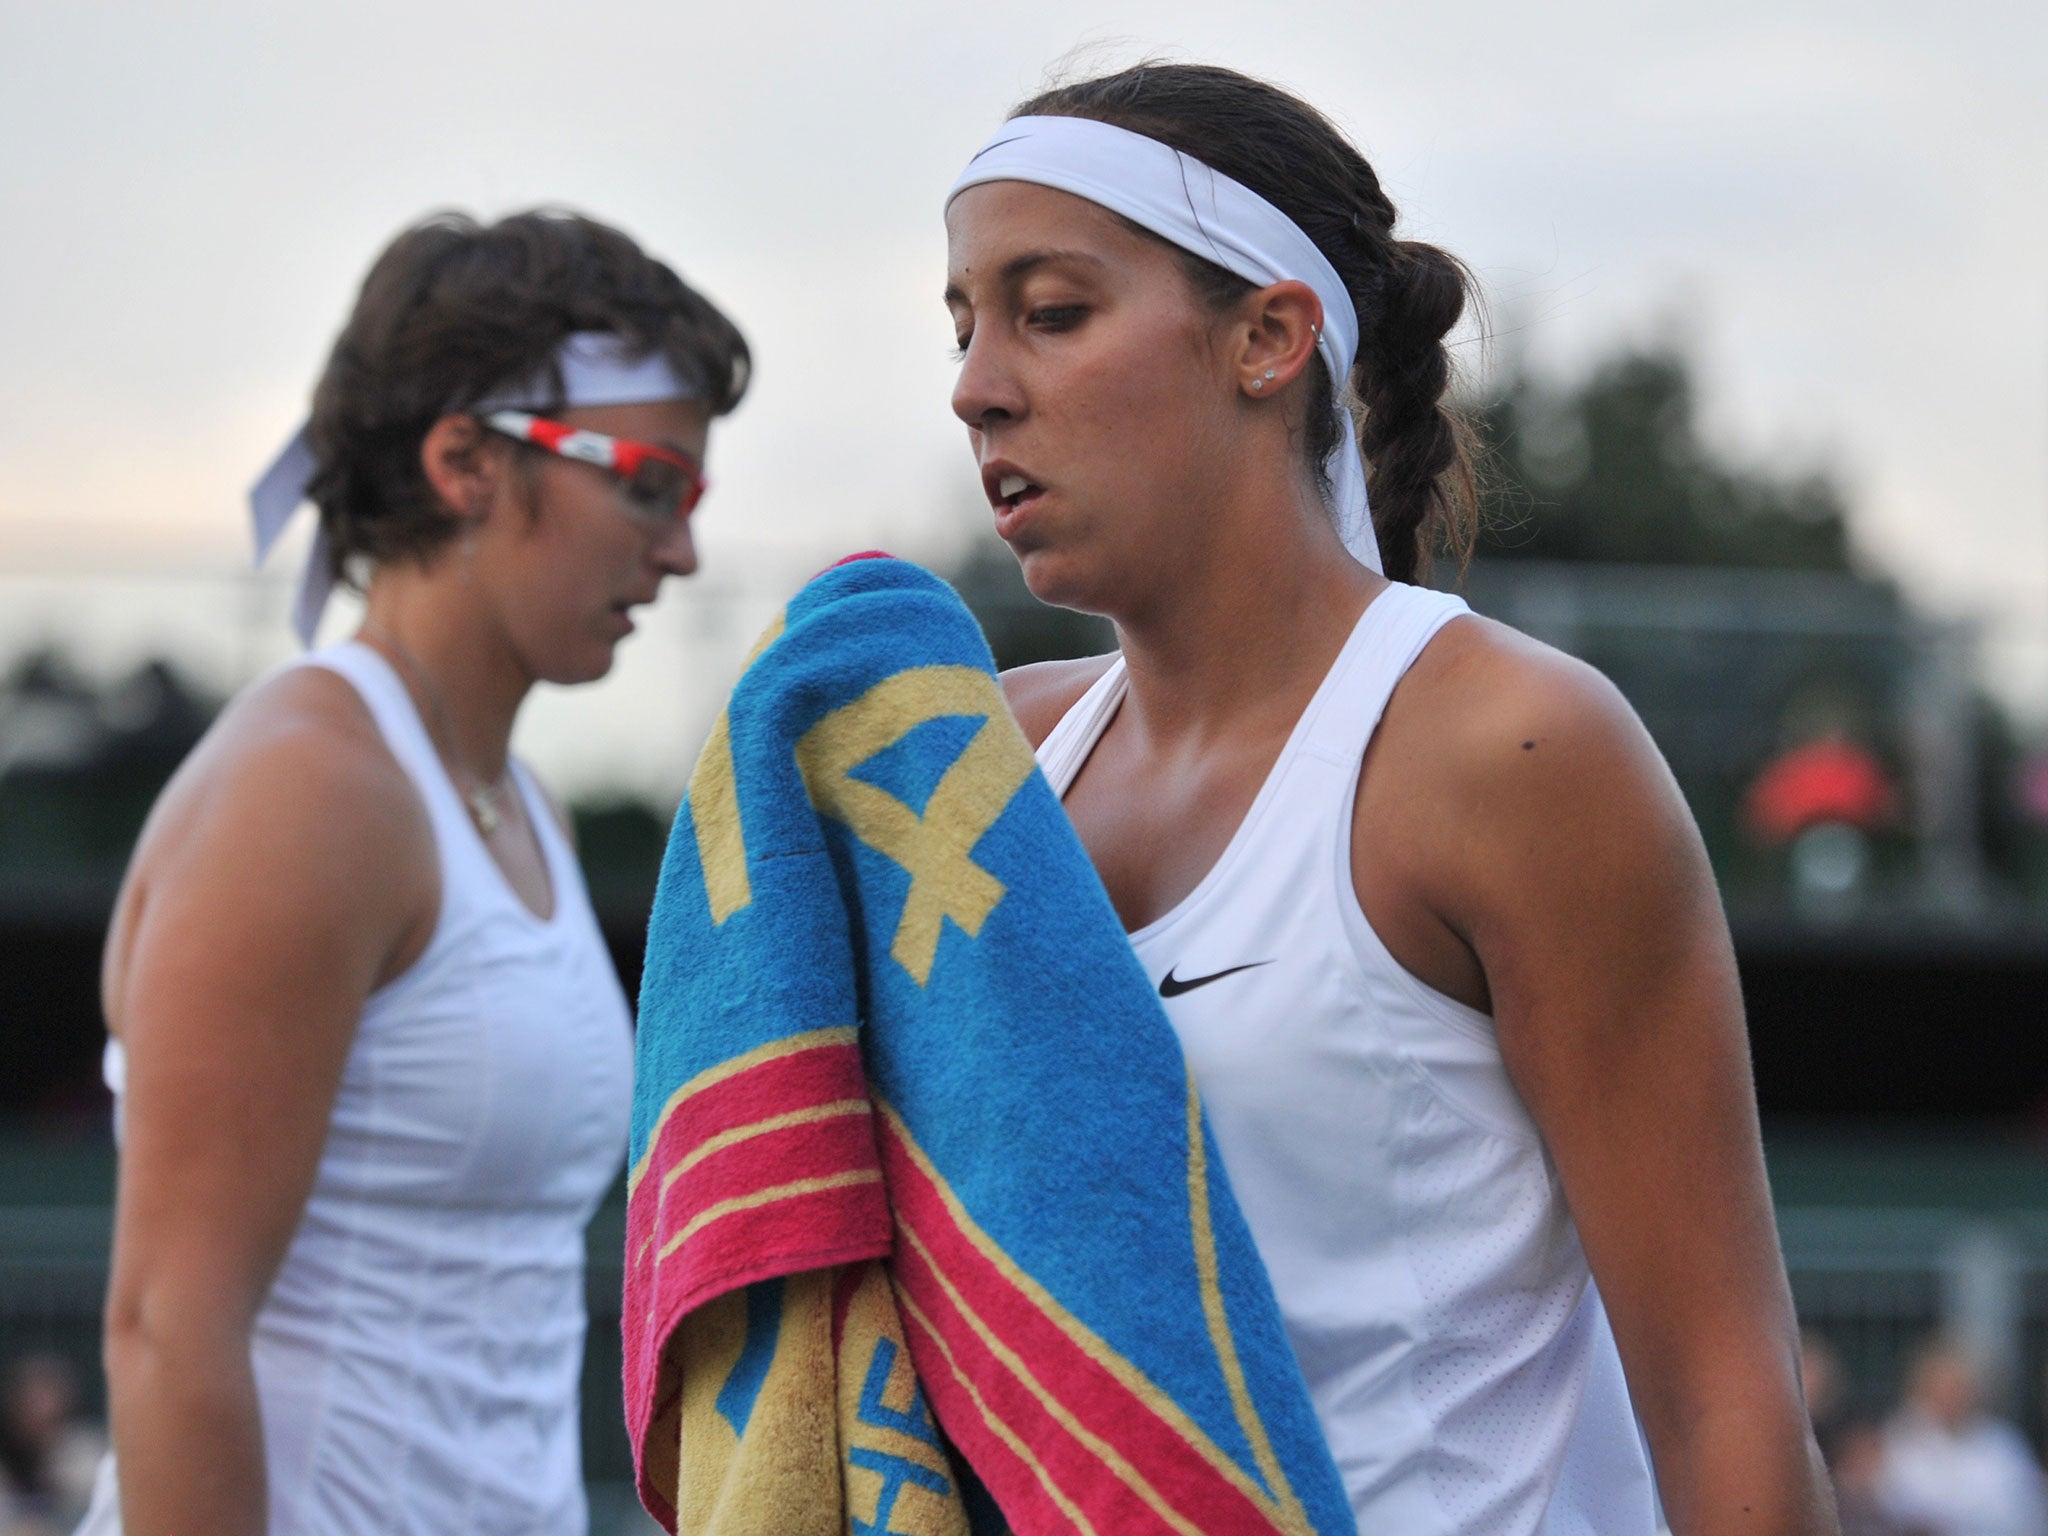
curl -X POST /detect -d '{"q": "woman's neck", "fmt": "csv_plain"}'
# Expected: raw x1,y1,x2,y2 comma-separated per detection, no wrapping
357,571,532,781
1110,482,1383,752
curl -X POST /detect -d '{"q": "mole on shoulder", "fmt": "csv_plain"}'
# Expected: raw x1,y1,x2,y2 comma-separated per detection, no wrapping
1521,740,1536,751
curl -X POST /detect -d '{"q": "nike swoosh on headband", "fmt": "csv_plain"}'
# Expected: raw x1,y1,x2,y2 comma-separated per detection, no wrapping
1158,960,1274,998
964,133,1029,164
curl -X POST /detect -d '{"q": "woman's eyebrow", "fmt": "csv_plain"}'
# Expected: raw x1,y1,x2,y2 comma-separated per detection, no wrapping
944,248,1108,306
999,249,1107,283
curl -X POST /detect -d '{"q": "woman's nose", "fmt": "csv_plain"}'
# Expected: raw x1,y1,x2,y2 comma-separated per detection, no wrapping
950,332,1022,432
650,515,698,579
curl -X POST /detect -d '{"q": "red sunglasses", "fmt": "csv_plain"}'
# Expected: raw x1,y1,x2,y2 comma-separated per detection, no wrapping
483,410,707,522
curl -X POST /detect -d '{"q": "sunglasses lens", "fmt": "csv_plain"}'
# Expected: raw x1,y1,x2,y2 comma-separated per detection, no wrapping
621,460,697,521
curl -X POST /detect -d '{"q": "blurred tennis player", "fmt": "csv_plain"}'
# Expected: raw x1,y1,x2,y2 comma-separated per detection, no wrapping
81,209,747,1535
946,64,1837,1533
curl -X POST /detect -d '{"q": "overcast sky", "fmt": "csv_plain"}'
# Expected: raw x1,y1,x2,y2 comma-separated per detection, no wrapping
2,0,2043,796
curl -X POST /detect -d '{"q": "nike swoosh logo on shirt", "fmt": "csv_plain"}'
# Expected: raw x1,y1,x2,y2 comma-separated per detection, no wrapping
1158,961,1274,998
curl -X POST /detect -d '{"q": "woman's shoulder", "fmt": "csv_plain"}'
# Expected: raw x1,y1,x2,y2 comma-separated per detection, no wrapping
102,661,442,1029
999,653,1120,750
176,664,424,834
1391,612,1648,774
1369,611,1674,860
113,664,436,968
1358,610,1701,1001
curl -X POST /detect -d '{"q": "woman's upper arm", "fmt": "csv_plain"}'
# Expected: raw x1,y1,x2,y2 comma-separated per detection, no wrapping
1404,634,1801,1424
106,688,431,1339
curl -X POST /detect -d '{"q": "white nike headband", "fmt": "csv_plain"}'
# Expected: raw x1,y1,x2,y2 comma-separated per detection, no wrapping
948,114,1381,574
250,331,697,645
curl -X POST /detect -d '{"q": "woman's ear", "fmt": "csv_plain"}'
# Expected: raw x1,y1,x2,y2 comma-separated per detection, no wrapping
418,414,498,525
1236,279,1324,399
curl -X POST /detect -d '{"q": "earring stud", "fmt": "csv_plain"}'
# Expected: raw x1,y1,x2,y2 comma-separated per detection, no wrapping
1263,369,1277,381
1251,377,1265,391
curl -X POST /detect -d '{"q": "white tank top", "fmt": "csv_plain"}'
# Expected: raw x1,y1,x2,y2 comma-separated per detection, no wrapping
1036,585,1661,1535
84,642,635,1536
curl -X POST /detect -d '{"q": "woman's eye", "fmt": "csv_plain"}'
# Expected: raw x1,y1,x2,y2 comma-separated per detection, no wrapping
951,334,972,361
623,463,684,519
1028,305,1085,331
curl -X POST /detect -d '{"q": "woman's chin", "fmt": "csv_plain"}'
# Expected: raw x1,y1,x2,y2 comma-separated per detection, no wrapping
536,639,620,688
1013,547,1098,615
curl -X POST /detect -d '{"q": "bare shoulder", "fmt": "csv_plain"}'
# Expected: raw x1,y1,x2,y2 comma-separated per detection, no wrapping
999,653,1120,750
108,666,436,1017
151,666,427,861
1359,610,1724,1022
1377,613,1663,809
1363,613,1696,919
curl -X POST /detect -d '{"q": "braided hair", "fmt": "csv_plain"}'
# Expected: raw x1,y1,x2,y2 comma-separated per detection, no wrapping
1014,65,1479,582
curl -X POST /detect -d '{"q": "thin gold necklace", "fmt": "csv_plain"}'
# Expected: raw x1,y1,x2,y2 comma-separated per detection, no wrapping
359,623,514,837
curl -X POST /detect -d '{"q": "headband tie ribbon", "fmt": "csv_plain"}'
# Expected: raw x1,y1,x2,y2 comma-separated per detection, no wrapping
250,332,696,644
948,114,1380,574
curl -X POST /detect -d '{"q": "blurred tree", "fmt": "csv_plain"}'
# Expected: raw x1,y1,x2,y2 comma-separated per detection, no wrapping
1473,344,1856,571
571,797,672,916
0,650,220,878
940,537,1113,672
1459,344,2048,912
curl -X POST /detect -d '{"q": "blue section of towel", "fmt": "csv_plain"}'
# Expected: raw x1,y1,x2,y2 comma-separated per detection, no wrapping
715,1277,785,1438
634,556,1356,1534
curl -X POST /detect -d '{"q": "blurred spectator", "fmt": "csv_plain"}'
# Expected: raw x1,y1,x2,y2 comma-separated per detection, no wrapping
2012,749,2048,828
0,1353,103,1533
1878,1337,2047,1536
1743,733,1898,912
1827,1416,1932,1536
1804,1327,1850,1447
1744,734,1898,845
1806,1331,1929,1536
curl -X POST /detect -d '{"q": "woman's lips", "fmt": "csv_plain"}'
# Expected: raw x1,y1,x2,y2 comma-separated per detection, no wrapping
993,485,1045,539
988,469,1046,538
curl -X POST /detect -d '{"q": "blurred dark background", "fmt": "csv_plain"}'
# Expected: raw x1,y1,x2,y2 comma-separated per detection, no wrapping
6,340,2047,1518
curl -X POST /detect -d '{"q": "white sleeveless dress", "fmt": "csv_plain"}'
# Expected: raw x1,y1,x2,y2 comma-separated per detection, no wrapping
80,642,635,1535
1035,584,1662,1534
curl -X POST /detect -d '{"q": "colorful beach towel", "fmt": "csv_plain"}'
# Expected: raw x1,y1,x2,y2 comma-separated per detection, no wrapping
625,555,1356,1536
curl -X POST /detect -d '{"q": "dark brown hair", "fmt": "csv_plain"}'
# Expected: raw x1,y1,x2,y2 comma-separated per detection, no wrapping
304,208,750,581
1015,64,1479,582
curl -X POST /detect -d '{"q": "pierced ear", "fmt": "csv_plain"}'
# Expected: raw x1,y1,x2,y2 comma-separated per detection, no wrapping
1239,279,1325,398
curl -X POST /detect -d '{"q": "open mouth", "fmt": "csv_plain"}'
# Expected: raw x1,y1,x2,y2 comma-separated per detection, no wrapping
994,473,1043,512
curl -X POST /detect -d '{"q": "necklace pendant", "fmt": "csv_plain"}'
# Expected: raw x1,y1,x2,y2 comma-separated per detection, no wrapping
468,788,502,837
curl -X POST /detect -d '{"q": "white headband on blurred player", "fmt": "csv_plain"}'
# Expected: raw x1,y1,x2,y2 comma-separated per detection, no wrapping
948,114,1380,575
250,331,696,645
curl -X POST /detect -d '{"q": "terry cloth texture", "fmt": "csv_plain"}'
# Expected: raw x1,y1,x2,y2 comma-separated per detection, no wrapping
624,555,1356,1536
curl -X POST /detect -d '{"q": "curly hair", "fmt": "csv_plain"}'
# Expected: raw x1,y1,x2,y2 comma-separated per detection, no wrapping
303,208,750,583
